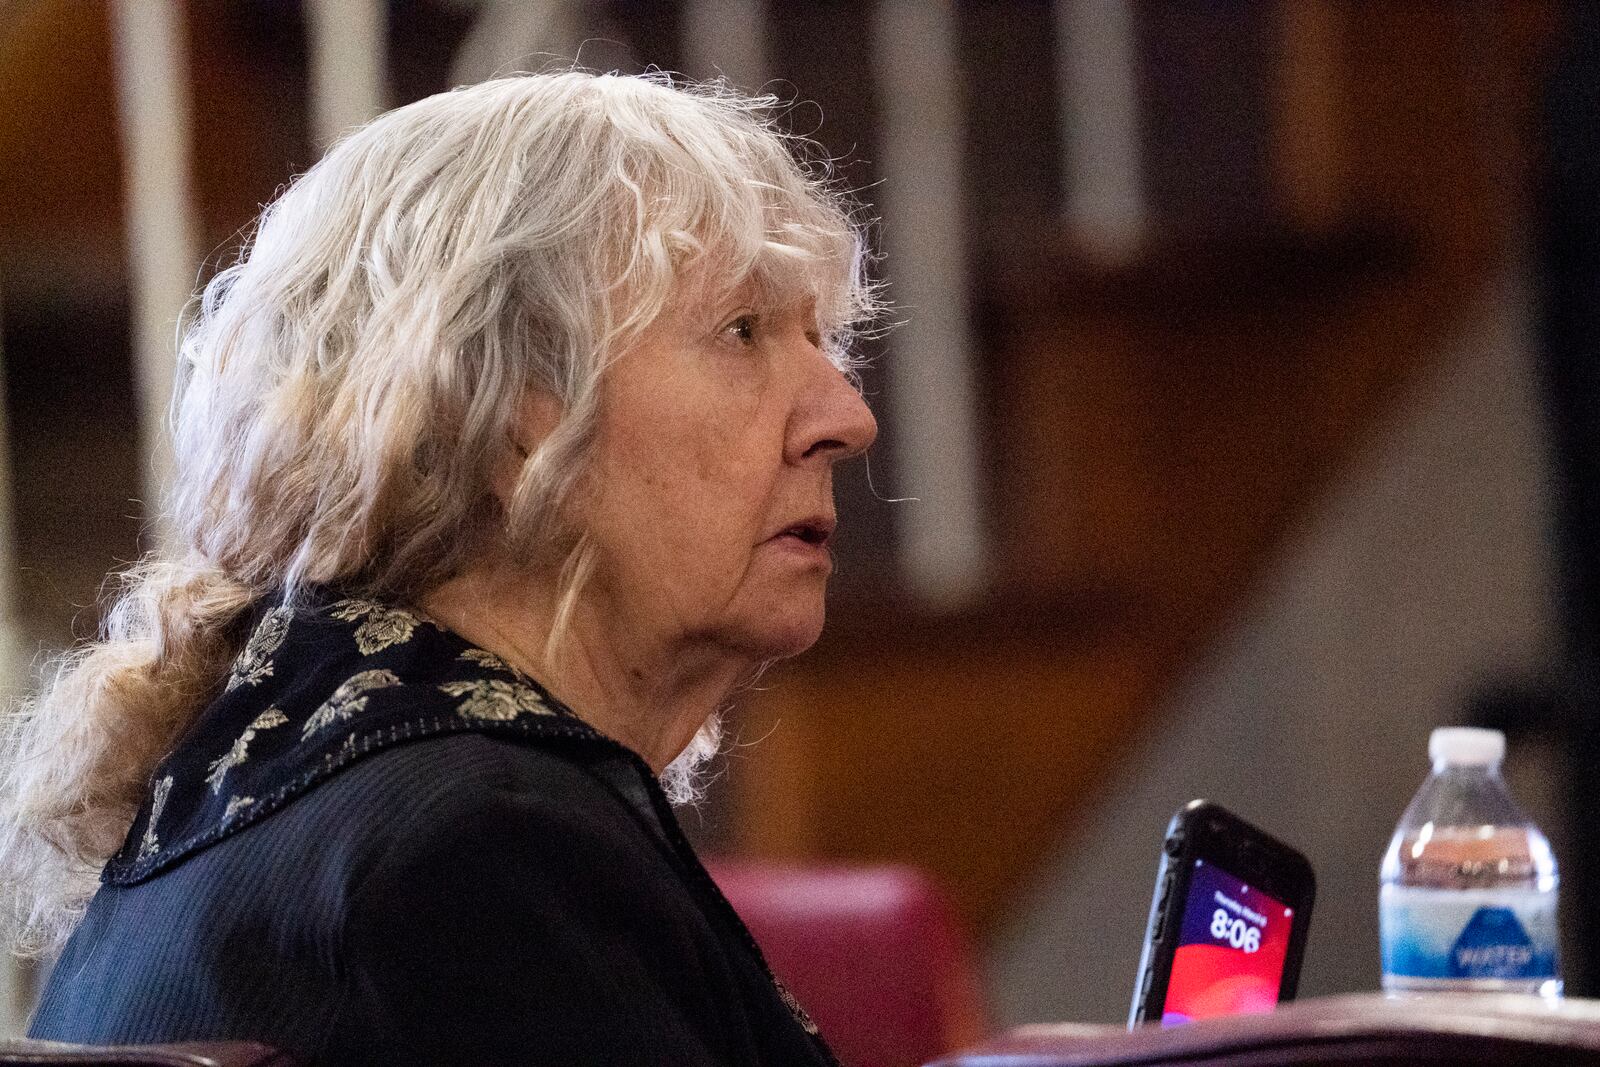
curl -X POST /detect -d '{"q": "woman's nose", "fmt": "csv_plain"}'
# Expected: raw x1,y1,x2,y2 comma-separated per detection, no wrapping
788,356,879,466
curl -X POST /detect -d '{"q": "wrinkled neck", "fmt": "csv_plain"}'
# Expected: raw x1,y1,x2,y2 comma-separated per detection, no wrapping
417,561,749,772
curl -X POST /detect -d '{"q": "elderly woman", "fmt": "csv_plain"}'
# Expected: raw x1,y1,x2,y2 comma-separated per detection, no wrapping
1,72,876,1065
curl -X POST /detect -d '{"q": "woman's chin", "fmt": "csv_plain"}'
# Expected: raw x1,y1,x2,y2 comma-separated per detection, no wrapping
730,601,827,661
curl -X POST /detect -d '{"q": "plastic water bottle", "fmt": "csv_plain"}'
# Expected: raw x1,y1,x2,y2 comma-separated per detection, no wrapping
1380,727,1560,998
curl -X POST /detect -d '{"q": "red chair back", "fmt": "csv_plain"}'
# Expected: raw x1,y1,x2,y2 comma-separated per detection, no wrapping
707,859,988,1067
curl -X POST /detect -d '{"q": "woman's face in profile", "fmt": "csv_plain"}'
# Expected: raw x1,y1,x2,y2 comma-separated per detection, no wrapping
579,274,877,661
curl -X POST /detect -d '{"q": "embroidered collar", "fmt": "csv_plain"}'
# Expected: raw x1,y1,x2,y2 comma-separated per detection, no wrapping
104,591,613,885
100,591,838,1060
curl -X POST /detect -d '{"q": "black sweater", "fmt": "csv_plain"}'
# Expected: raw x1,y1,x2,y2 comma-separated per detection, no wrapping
29,594,837,1067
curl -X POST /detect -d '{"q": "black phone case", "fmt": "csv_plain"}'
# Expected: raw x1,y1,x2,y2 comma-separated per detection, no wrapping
1129,799,1316,1027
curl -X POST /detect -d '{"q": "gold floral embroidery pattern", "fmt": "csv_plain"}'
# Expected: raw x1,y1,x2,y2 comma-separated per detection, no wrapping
437,678,552,722
225,607,292,691
205,707,289,794
137,775,174,862
774,977,820,1036
223,795,255,820
302,669,402,740
329,599,421,655
458,647,523,677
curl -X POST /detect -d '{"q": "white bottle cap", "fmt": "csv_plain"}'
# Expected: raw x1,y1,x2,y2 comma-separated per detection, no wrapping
1429,726,1505,766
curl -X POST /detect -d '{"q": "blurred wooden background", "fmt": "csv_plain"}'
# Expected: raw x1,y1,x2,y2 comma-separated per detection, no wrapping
0,0,1569,1016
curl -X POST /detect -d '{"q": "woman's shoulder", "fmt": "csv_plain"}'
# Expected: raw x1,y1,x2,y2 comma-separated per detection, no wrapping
101,591,634,887
312,728,664,854
324,731,677,898
238,729,676,909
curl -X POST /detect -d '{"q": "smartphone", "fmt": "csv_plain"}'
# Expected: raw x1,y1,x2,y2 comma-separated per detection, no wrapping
1129,800,1315,1028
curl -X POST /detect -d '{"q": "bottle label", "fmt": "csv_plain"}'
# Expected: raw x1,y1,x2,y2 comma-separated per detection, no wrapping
1380,886,1558,979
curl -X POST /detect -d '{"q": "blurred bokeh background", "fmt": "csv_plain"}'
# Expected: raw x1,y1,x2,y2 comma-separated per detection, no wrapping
1,0,1597,1052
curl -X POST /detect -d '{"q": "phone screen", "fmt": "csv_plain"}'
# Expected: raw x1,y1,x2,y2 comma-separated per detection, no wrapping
1161,858,1294,1026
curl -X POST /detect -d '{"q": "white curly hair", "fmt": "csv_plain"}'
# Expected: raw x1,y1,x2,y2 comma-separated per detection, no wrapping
0,70,880,955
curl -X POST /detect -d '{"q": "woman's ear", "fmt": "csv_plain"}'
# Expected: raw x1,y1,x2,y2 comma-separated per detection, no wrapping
492,389,563,508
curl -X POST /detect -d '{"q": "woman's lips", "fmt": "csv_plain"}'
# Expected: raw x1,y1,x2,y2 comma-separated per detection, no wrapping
768,517,836,546
765,524,835,564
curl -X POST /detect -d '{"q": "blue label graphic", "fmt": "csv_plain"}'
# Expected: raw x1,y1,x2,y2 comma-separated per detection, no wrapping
1381,887,1558,980
1449,907,1537,978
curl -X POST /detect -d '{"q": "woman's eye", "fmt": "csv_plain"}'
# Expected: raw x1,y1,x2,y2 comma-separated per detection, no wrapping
723,315,758,345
